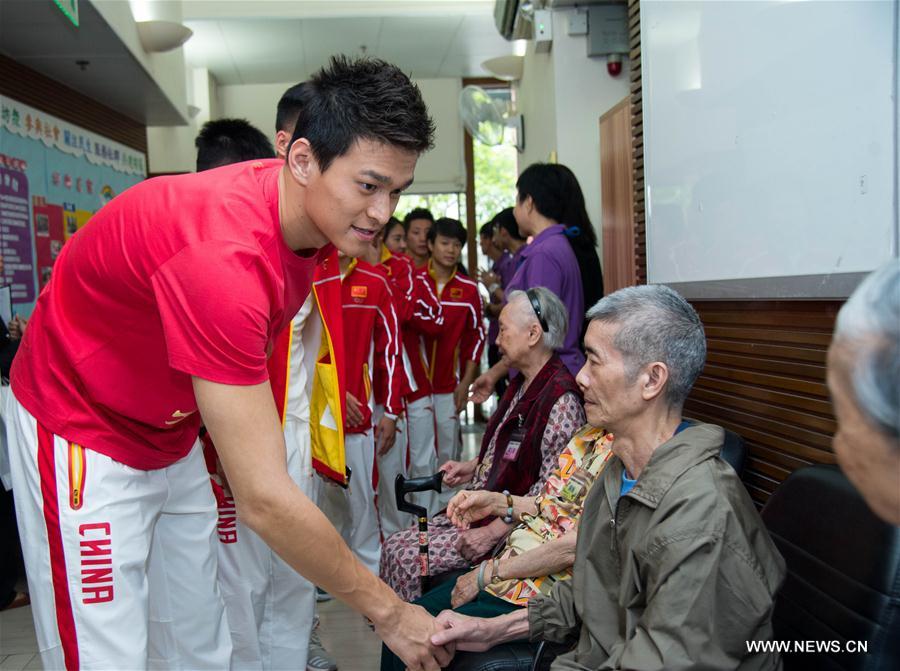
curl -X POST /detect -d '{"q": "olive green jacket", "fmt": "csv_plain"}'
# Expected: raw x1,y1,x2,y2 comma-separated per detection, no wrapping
528,423,786,670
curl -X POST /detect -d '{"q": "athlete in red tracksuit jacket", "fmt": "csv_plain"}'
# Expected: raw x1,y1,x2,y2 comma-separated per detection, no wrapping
338,255,404,573
420,218,485,497
378,246,444,518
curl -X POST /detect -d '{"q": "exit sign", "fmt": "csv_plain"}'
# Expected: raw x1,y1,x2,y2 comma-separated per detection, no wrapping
53,0,79,27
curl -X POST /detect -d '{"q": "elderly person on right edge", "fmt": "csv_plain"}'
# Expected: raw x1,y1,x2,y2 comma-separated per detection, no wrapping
431,284,787,670
827,260,900,525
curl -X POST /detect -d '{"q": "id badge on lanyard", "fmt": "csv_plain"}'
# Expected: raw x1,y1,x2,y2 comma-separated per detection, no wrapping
503,421,527,462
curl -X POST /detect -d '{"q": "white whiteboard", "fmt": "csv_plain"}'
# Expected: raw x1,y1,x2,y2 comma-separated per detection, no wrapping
642,0,898,298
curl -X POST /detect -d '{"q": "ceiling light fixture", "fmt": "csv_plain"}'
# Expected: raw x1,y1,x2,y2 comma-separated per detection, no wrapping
136,20,193,53
481,55,524,81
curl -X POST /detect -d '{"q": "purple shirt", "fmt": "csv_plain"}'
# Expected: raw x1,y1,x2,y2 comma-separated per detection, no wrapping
506,224,585,376
487,252,516,345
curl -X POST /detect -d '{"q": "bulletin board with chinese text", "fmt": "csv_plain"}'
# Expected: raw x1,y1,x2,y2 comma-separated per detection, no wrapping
0,94,147,314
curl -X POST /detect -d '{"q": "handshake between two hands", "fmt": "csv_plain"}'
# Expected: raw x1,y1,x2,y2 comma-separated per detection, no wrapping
383,603,498,671
387,489,504,670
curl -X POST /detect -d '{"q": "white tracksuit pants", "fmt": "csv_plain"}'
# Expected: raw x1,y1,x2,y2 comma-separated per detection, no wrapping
403,395,439,516
5,391,231,670
341,430,380,574
373,405,412,539
215,418,319,670
432,392,461,507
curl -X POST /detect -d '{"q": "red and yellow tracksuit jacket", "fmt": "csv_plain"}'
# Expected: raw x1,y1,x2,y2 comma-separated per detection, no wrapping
421,262,486,394
380,249,444,403
204,251,349,487
341,258,404,433
268,252,348,484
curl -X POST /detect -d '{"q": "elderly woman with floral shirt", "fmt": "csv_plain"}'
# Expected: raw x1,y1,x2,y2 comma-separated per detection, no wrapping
379,288,585,602
381,425,614,671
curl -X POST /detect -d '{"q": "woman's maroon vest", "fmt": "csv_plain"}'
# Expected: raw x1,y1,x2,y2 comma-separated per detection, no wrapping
478,354,582,496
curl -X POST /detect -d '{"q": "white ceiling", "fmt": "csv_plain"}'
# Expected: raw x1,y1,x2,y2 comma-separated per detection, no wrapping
181,0,518,85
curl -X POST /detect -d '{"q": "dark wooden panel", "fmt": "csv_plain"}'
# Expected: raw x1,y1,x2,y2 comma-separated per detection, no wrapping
689,388,836,434
692,376,834,416
685,300,840,506
0,54,147,153
705,326,833,348
706,339,827,364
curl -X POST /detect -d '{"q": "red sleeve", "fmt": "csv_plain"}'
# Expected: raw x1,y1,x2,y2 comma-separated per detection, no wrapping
373,283,404,416
151,240,276,385
460,287,486,364
387,261,414,324
408,274,444,336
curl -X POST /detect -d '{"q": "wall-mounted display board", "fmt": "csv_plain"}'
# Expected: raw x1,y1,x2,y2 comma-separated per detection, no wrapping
0,95,146,313
641,0,898,298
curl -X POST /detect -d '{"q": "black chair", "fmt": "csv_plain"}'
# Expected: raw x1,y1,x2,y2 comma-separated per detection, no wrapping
446,425,748,670
761,464,900,670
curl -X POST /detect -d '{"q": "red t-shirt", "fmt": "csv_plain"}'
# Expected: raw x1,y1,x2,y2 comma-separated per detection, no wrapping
11,159,332,470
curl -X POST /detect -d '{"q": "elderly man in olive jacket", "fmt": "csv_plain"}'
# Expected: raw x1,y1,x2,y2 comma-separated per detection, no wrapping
433,285,786,670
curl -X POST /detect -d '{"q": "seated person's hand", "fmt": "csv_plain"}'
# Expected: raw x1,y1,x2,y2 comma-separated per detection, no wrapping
447,490,499,529
439,459,475,488
457,526,499,562
450,568,480,608
377,603,455,671
345,392,365,428
431,610,495,653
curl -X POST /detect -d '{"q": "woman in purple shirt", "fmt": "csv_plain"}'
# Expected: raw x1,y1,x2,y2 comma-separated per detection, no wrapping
471,163,604,396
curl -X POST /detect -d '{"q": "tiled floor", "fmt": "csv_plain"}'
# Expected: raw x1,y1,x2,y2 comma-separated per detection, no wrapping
0,599,381,670
0,604,41,670
0,426,487,670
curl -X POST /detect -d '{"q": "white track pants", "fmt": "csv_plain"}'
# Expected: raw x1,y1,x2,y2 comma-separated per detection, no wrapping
373,405,412,539
341,430,380,575
215,418,318,670
5,391,231,670
432,393,461,508
404,396,438,515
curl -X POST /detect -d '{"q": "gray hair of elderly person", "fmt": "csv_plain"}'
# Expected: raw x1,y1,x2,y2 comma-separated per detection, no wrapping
506,288,568,351
833,260,900,439
585,284,706,409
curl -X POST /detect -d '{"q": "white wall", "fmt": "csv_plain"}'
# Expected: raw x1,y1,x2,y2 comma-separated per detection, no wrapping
147,66,219,173
516,42,557,170
514,8,631,249
92,0,189,119
211,77,465,192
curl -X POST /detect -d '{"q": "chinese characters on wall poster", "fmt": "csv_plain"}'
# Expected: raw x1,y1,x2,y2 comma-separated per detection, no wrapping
0,95,147,313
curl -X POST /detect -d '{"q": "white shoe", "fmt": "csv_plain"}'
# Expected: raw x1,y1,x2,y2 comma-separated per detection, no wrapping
307,625,338,671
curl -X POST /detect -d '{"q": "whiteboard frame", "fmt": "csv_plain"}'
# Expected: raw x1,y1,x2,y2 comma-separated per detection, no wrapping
641,0,900,300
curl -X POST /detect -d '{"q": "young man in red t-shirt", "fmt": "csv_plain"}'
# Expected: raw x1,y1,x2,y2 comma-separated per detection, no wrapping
421,218,485,482
5,57,452,671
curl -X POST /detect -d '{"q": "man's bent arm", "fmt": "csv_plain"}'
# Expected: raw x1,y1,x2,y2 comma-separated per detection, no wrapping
194,378,451,671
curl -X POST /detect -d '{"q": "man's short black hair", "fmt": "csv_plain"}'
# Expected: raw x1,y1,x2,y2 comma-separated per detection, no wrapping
289,56,435,172
428,217,467,246
479,221,495,239
195,118,275,172
492,207,524,241
276,81,308,135
403,208,435,232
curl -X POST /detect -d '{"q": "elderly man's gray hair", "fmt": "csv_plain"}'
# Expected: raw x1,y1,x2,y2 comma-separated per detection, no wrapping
507,287,568,351
834,260,900,439
586,284,706,408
